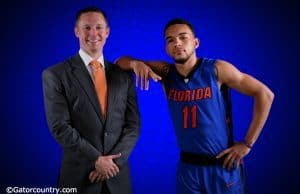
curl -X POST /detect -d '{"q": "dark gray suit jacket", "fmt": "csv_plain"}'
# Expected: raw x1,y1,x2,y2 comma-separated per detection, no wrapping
42,54,140,194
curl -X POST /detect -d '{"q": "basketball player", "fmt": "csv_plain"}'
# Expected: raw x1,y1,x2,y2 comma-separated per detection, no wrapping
117,18,274,194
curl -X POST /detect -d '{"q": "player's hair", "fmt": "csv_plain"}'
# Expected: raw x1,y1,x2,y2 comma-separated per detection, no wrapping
164,18,195,36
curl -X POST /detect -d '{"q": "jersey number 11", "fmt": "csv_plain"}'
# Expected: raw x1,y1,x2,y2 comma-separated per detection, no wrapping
182,105,197,129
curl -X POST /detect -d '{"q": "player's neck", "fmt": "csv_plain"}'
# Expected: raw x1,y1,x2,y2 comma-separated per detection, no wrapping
175,55,198,77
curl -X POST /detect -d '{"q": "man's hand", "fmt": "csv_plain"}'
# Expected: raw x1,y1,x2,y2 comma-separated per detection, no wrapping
129,60,162,90
216,142,251,170
89,169,104,183
94,153,122,181
89,169,113,183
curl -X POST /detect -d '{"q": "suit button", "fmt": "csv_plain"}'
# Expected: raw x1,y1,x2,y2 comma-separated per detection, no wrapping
104,132,109,136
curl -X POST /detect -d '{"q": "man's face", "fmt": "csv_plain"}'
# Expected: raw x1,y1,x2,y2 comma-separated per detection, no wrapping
74,12,109,57
165,24,199,64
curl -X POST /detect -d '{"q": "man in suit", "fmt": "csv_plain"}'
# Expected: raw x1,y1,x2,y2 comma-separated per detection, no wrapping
42,7,140,194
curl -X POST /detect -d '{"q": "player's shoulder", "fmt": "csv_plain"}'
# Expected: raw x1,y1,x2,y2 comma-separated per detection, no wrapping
214,59,235,67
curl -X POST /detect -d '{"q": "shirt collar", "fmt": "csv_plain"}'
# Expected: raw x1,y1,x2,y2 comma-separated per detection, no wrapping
79,49,105,69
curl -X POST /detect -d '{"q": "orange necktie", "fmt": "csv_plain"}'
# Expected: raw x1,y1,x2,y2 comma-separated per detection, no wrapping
90,60,107,118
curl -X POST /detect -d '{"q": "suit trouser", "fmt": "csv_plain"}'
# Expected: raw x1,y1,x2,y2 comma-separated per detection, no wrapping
102,181,111,194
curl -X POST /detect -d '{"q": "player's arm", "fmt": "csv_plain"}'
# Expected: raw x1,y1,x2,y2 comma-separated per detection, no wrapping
115,56,170,90
216,60,274,169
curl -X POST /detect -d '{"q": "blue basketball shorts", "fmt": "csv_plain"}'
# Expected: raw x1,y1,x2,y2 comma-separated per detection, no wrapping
176,160,245,194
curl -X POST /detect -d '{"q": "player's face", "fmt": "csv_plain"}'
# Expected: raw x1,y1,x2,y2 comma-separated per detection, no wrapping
74,12,109,58
165,24,199,64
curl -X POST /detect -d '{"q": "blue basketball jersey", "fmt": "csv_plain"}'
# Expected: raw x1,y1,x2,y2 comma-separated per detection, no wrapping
164,58,229,156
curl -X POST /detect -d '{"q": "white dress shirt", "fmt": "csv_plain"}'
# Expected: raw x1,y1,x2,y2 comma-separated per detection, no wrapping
78,49,105,80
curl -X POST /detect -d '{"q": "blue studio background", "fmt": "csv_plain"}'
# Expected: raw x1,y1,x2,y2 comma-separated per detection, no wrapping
1,0,299,193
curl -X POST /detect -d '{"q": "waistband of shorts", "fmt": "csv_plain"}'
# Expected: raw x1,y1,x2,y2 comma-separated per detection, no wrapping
180,151,224,166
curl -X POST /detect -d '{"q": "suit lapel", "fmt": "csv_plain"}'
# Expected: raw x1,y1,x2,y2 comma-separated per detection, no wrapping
105,61,116,120
68,55,105,124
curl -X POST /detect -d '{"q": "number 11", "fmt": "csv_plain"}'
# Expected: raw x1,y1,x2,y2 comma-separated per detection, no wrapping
182,105,197,129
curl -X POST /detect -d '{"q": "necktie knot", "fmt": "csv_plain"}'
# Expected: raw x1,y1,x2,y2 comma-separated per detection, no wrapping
90,60,102,71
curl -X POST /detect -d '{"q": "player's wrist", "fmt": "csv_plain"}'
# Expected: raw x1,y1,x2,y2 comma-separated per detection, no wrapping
130,60,141,69
242,141,253,149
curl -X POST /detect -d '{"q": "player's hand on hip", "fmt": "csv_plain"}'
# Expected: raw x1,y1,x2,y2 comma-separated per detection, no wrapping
216,142,251,170
129,60,162,90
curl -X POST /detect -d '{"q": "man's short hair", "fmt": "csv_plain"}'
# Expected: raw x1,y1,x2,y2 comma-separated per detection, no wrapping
75,6,108,26
164,18,195,36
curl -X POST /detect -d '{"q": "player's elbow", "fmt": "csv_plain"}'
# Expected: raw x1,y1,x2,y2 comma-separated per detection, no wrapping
268,90,275,102
261,87,275,105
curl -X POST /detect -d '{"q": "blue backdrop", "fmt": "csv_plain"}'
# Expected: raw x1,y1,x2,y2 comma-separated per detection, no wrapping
1,0,299,193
